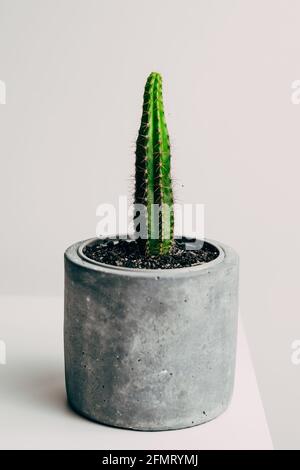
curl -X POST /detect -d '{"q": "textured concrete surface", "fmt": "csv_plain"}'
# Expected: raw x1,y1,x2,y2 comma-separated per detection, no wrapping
64,239,239,431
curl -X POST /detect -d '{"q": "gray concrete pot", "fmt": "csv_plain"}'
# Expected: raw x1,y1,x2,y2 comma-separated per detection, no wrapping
64,238,239,431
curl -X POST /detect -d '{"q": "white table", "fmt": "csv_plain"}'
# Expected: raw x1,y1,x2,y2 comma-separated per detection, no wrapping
0,296,273,450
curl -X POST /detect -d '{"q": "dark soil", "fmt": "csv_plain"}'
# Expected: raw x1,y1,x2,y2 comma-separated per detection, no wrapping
83,238,219,269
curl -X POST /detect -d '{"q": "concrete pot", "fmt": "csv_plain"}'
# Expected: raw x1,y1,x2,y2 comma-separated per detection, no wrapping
64,238,239,431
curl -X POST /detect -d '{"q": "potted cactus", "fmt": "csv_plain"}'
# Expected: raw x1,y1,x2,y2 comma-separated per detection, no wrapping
64,72,239,431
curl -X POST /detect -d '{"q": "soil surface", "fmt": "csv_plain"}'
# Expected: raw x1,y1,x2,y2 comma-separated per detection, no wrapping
83,239,219,269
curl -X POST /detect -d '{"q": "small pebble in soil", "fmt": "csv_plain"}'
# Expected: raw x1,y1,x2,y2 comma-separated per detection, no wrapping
83,239,219,269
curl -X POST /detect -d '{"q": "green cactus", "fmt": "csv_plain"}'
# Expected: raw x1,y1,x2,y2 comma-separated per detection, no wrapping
134,72,174,256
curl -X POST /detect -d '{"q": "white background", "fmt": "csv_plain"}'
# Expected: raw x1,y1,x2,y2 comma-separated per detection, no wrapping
1,0,300,449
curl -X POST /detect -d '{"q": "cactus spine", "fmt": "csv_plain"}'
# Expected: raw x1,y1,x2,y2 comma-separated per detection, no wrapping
134,72,174,255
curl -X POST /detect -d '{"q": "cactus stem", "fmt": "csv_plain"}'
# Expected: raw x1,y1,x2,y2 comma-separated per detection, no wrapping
134,72,174,256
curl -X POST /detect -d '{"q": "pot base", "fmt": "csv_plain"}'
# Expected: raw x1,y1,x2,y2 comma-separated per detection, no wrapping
67,395,231,431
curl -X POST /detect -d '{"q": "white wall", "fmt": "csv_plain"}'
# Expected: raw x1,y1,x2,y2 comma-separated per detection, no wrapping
1,0,300,448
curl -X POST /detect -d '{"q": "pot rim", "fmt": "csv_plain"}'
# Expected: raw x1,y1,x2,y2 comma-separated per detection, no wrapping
73,236,227,277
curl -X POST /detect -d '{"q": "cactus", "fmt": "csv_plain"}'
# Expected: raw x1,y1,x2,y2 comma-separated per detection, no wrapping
134,72,174,255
